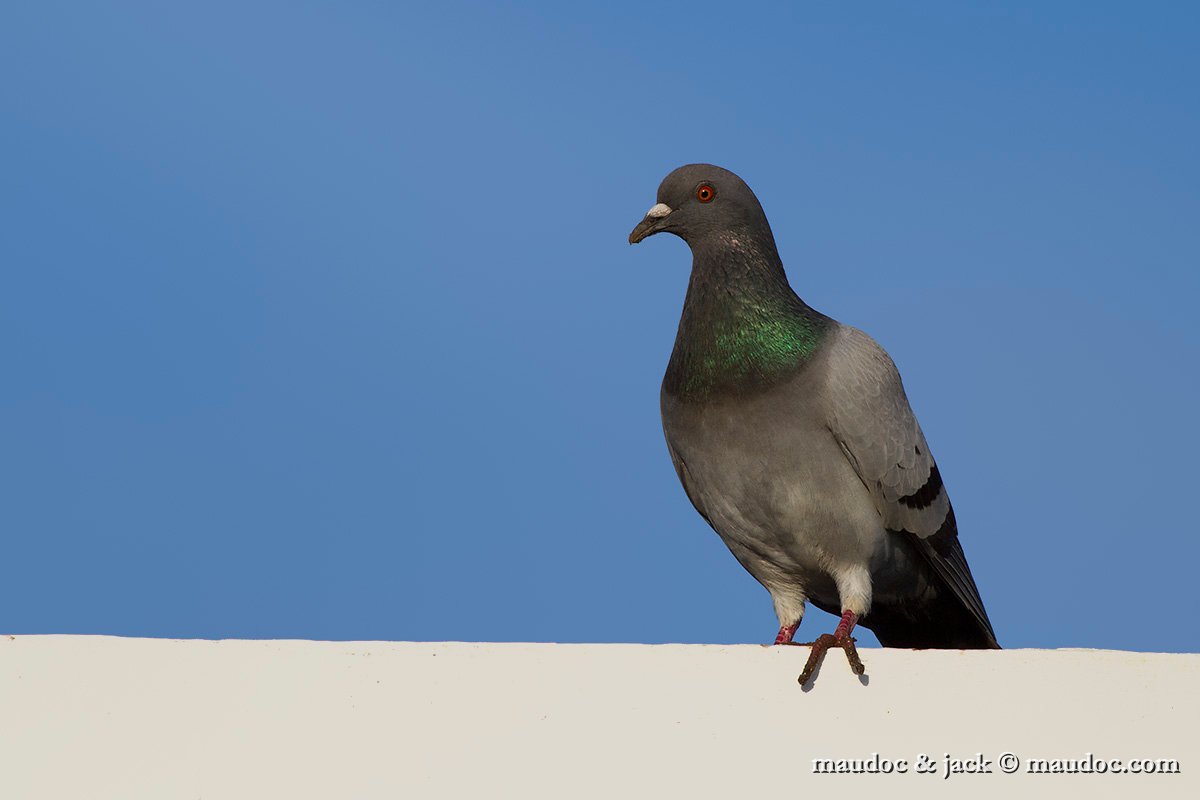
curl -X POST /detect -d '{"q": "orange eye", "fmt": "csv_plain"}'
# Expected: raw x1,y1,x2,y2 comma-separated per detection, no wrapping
696,184,715,203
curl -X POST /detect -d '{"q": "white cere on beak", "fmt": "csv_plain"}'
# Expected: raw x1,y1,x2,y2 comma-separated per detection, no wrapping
645,203,672,218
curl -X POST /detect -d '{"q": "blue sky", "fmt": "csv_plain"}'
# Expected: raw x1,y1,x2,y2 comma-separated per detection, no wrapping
2,2,1197,651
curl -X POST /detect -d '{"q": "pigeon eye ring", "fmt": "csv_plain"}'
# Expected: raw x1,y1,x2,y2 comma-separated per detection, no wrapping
696,184,716,203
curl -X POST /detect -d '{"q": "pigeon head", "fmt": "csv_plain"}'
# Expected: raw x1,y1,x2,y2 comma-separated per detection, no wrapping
628,164,775,249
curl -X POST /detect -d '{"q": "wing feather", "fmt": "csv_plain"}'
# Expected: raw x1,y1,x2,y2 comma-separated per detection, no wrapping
824,326,997,645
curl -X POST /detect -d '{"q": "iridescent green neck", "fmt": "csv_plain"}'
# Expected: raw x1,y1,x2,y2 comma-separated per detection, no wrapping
664,288,830,401
662,229,831,401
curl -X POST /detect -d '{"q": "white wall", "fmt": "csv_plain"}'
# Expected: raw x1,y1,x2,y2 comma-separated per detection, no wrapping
2,636,1195,799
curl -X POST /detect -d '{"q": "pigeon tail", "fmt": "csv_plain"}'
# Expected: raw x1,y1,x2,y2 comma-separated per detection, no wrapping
857,595,1001,650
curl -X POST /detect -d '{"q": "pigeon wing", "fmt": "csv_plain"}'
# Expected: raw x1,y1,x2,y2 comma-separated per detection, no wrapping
823,326,997,646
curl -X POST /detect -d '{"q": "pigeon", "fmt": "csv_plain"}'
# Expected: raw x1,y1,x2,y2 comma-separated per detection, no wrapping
629,164,999,684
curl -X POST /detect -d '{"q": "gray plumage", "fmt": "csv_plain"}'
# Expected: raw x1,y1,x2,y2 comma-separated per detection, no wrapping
630,164,998,650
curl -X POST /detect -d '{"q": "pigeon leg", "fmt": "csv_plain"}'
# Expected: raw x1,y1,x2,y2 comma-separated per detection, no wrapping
797,610,864,684
773,622,800,645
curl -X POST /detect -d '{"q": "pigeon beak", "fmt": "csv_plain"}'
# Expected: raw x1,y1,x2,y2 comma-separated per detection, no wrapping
628,203,673,244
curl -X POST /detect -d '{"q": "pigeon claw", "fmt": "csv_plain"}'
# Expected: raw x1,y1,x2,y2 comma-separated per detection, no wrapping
796,610,865,685
797,632,864,684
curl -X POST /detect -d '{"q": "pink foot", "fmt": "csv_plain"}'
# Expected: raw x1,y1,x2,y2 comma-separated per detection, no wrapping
774,622,800,645
797,610,865,684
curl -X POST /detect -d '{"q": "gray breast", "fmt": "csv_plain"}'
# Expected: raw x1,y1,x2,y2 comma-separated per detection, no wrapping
660,369,887,604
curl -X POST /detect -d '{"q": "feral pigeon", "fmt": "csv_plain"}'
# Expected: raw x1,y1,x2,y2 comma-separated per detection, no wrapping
629,164,999,683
